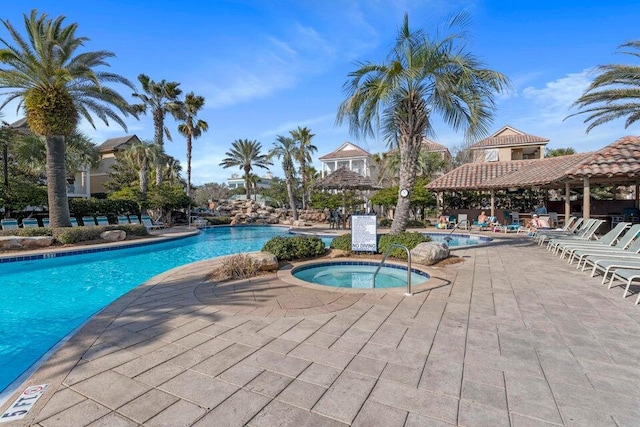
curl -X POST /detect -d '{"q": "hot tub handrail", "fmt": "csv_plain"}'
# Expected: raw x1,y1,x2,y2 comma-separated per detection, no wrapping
373,243,412,296
447,219,470,236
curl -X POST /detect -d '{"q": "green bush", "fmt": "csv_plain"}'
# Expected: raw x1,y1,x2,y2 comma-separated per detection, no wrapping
329,233,352,252
378,218,393,227
406,219,427,228
378,232,431,259
0,227,53,237
51,224,148,244
205,216,231,225
262,235,325,261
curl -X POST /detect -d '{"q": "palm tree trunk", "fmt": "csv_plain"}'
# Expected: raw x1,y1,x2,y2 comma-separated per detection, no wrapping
300,159,307,210
154,112,164,186
286,172,298,221
186,134,192,197
139,164,149,215
244,167,251,197
390,135,420,234
45,135,72,227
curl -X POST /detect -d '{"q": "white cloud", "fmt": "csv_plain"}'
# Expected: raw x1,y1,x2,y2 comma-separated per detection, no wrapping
521,70,592,113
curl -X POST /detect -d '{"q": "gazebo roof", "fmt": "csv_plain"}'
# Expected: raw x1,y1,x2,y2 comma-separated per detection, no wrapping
565,135,640,179
426,160,528,191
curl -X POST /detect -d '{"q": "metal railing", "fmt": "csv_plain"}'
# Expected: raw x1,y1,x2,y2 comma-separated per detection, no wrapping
373,243,412,296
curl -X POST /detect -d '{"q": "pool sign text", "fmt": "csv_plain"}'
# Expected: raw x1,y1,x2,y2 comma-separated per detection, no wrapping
351,215,377,252
0,384,49,423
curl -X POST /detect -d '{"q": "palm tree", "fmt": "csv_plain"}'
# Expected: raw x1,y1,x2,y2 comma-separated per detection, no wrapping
337,13,509,233
0,10,135,226
568,41,640,132
416,151,446,181
132,74,183,185
219,139,271,197
177,92,208,197
123,139,162,214
269,135,299,220
290,126,316,210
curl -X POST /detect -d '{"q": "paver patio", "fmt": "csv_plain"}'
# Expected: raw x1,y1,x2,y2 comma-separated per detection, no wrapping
3,233,640,426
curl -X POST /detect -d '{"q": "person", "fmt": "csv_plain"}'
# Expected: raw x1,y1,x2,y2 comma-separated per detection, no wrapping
535,204,547,215
477,211,489,226
526,213,550,235
437,215,448,229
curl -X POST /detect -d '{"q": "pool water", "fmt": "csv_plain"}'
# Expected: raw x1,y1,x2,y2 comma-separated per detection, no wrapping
293,262,429,289
424,232,492,247
0,226,294,395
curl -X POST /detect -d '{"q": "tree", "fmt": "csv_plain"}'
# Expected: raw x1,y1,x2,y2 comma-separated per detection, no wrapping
122,140,162,213
269,135,299,220
337,13,509,233
568,41,640,132
416,151,446,180
132,74,183,185
192,182,229,207
219,139,271,197
290,126,316,210
545,147,576,157
0,10,135,226
177,92,208,197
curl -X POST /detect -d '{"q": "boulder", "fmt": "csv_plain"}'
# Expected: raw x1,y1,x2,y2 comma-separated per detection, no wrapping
410,242,450,266
0,237,23,250
100,230,126,242
248,251,278,271
327,249,349,258
19,236,55,248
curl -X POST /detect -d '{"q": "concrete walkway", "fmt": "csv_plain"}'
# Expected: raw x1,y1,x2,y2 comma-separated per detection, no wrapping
4,234,640,426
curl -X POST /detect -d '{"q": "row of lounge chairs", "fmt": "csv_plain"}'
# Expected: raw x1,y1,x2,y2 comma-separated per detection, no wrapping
0,215,165,230
534,218,640,305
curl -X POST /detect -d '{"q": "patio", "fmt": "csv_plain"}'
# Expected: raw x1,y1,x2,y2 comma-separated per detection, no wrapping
4,234,640,426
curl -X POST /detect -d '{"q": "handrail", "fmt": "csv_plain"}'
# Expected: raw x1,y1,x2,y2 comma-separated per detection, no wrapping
446,219,471,237
373,243,412,296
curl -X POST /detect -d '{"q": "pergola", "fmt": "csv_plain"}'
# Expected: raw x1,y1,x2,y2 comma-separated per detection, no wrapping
427,136,640,221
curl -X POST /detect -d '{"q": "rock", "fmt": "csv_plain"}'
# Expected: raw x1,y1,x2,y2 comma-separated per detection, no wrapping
20,236,55,248
327,249,349,258
248,251,278,271
0,237,23,250
100,230,126,242
411,242,450,266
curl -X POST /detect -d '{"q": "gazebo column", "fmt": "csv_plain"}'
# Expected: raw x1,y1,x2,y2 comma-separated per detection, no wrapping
490,189,495,217
436,191,441,214
636,181,639,209
583,177,590,219
564,182,571,223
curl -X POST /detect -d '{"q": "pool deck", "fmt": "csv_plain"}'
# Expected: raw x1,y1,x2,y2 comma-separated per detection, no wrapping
3,226,640,426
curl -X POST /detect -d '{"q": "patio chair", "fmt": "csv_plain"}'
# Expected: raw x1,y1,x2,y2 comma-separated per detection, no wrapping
457,213,469,230
141,215,165,230
42,217,50,227
609,268,640,304
1,219,18,230
70,217,79,227
546,219,604,252
555,222,630,259
82,216,96,226
535,217,581,245
21,218,39,228
117,215,130,225
448,215,457,229
582,238,640,283
569,224,640,267
328,210,338,229
96,216,110,226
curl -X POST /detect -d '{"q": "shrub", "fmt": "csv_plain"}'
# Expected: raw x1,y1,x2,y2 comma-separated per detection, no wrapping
262,235,325,261
378,232,431,259
0,227,53,237
51,224,148,244
406,219,427,228
379,218,393,227
205,216,231,225
210,254,258,281
329,233,352,252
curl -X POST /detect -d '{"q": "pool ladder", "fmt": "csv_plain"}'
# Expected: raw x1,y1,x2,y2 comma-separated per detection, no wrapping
373,243,412,296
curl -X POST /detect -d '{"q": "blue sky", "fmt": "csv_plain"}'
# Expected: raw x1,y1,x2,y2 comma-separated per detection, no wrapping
1,1,639,185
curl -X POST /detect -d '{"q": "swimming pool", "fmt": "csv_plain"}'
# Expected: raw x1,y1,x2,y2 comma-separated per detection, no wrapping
0,226,293,396
292,261,429,289
424,232,492,248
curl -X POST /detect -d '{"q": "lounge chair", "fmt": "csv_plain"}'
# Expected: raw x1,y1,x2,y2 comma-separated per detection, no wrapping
21,218,39,228
555,222,631,259
82,216,96,226
584,239,640,283
535,217,581,245
96,216,110,226
546,219,604,252
70,217,79,227
569,224,640,267
42,217,50,227
117,215,130,225
1,219,18,230
608,268,640,304
141,215,165,230
457,213,469,230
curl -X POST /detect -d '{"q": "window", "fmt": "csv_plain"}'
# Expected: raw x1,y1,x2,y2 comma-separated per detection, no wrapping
484,149,498,162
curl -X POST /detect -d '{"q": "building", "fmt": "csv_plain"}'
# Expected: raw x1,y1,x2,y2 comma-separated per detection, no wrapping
227,172,273,190
318,142,376,180
91,135,142,194
470,125,549,162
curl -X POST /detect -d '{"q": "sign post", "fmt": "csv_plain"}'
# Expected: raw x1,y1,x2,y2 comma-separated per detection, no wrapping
350,215,377,252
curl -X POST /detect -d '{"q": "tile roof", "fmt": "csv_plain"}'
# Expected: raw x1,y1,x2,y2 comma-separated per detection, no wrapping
420,138,450,153
482,153,593,189
470,125,549,149
565,135,640,178
96,135,141,153
427,160,528,190
319,142,372,160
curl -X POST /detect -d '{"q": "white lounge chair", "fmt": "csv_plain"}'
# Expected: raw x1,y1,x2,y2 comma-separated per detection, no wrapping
555,222,630,259
570,224,640,267
96,216,110,226
141,215,165,230
1,219,18,230
21,218,39,228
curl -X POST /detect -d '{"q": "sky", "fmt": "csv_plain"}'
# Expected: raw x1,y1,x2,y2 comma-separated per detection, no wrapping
1,1,639,185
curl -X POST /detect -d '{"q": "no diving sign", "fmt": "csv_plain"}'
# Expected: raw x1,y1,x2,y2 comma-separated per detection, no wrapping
0,384,49,422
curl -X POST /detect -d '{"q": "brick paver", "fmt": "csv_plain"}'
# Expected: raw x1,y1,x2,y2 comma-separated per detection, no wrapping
4,234,640,426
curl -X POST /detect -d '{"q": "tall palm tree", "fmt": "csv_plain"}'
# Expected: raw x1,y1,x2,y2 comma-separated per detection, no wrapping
0,10,135,226
289,126,316,210
219,139,271,197
416,151,446,181
568,41,640,132
177,92,208,197
337,13,509,233
123,139,162,214
132,74,183,185
269,135,299,220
